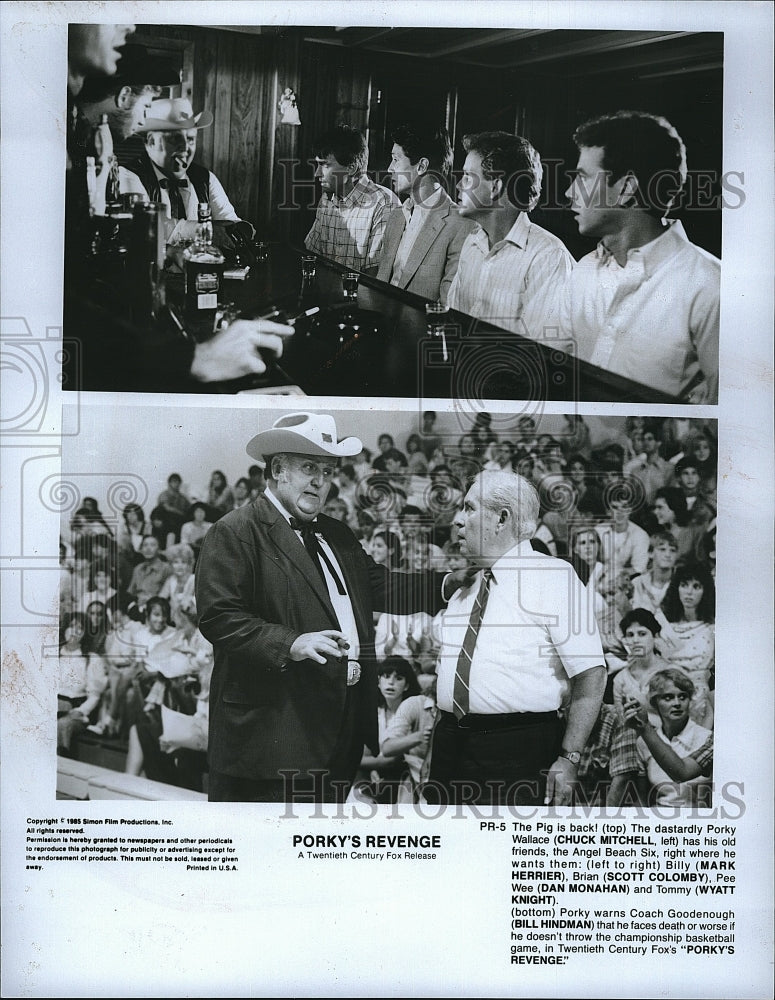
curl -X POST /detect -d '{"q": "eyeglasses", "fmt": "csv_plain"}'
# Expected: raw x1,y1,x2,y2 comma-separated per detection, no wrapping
294,458,336,480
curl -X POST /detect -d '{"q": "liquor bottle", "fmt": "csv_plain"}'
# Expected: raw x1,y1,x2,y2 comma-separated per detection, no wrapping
128,202,167,323
183,202,225,327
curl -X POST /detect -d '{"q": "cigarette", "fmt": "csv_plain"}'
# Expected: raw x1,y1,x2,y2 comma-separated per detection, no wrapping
289,306,321,325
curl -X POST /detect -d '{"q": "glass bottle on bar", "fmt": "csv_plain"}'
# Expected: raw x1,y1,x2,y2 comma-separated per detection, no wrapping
128,201,167,323
183,202,225,326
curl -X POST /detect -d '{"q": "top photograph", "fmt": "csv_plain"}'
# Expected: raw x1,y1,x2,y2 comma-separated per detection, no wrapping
64,22,723,403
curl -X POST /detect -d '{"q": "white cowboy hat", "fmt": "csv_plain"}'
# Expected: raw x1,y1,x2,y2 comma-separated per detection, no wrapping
246,412,362,461
136,97,213,133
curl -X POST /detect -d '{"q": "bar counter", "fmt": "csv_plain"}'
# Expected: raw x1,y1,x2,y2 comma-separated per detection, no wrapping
84,240,678,403
180,243,676,402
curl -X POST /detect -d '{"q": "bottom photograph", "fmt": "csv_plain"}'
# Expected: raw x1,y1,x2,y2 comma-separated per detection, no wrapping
55,402,718,808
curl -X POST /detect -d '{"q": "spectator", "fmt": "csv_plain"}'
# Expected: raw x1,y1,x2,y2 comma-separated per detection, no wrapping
156,473,191,537
368,530,402,572
158,542,196,621
82,599,110,656
357,657,421,804
57,612,108,757
149,505,177,552
126,595,213,791
232,477,252,509
651,486,703,564
630,532,678,614
382,675,439,798
80,562,118,620
628,669,713,807
126,536,171,621
659,562,715,728
607,609,666,806
675,457,716,530
595,484,650,577
207,470,235,518
405,434,429,474
180,502,213,556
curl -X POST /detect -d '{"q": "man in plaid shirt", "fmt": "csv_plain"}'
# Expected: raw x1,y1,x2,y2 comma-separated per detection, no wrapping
305,124,399,272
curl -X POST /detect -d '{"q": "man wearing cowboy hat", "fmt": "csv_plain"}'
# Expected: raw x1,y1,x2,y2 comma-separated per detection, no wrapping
123,97,254,242
196,412,444,802
65,25,292,391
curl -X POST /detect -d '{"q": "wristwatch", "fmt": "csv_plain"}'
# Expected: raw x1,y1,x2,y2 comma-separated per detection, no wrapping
559,749,581,765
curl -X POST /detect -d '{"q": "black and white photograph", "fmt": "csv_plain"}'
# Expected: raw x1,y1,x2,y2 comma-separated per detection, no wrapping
1,1,773,997
52,403,720,811
61,19,723,402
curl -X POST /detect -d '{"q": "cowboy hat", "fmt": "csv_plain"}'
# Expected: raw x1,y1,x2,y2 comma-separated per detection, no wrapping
246,413,362,461
136,97,213,133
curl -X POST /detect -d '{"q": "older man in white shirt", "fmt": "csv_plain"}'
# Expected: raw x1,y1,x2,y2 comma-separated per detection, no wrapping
429,469,605,805
122,98,254,242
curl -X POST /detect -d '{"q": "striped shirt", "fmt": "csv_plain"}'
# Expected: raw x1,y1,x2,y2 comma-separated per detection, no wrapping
305,175,399,271
446,212,573,339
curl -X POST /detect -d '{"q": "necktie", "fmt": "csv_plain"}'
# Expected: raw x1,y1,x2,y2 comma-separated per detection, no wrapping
289,517,346,596
452,569,493,719
159,176,189,221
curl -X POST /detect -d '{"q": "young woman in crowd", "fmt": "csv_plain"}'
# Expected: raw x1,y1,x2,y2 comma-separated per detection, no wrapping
82,599,110,656
57,612,107,756
80,561,118,619
158,543,196,621
125,596,213,792
180,502,213,556
405,433,429,475
356,657,421,804
206,470,235,518
625,669,713,807
659,561,716,728
651,487,702,563
149,505,177,550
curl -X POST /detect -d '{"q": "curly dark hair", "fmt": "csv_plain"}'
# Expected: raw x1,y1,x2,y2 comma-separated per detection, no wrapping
572,110,687,216
661,561,715,624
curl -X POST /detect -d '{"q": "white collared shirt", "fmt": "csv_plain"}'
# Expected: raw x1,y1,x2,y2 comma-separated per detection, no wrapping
637,718,713,806
561,221,719,402
446,212,573,337
118,162,240,223
436,540,604,714
264,488,359,658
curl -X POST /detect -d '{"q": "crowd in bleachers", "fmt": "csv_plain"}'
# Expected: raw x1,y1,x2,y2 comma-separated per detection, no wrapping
57,412,717,805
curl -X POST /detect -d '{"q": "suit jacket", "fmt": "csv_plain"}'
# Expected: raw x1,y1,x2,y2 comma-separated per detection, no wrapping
196,495,441,781
376,192,475,302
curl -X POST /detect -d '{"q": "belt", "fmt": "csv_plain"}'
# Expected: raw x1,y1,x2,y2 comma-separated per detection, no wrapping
439,709,559,732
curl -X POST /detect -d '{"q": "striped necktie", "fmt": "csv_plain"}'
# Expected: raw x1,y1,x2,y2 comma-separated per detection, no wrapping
452,569,493,720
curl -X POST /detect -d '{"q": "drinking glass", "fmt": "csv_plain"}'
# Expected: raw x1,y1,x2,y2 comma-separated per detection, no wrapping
342,271,360,300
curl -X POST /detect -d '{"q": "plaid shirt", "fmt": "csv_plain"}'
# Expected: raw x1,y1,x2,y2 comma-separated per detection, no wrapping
305,176,398,270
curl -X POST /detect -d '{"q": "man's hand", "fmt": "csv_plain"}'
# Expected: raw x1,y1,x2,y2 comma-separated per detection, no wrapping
442,566,479,601
190,319,293,382
544,756,578,805
289,630,348,665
